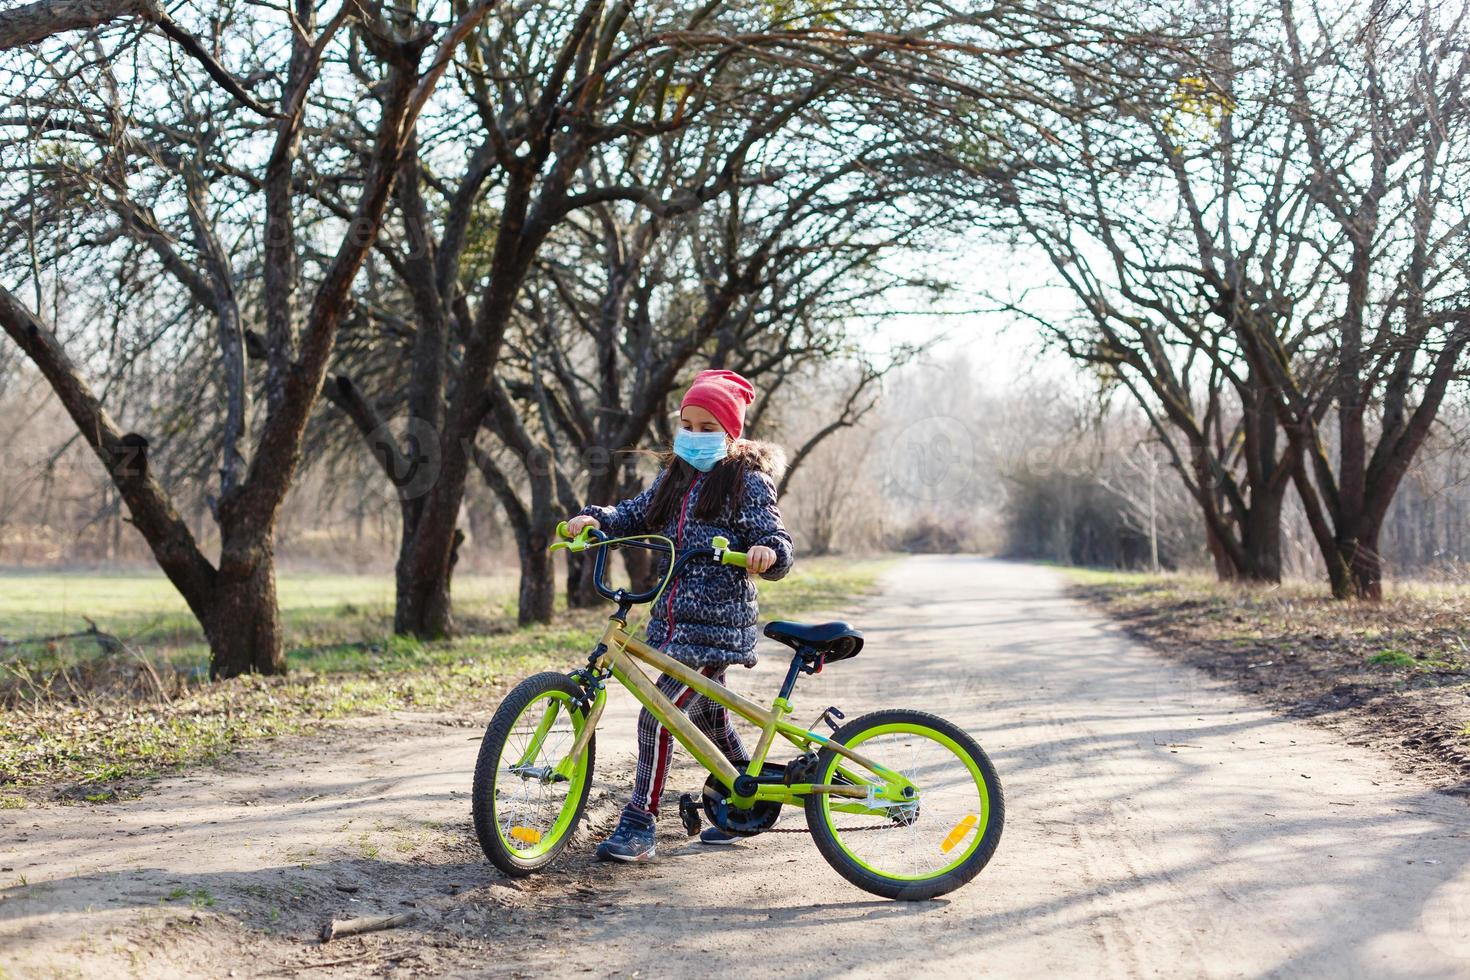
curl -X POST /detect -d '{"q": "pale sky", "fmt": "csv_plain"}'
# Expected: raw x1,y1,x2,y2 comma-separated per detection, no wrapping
870,233,1082,390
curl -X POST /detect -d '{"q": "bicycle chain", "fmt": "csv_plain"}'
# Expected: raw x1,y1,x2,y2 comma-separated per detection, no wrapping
745,823,900,834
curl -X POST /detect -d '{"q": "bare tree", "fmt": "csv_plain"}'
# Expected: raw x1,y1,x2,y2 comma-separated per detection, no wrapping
1257,0,1470,598
1,0,503,675
328,0,1050,632
946,0,1470,596
0,0,279,116
508,143,926,612
325,0,870,634
949,3,1301,581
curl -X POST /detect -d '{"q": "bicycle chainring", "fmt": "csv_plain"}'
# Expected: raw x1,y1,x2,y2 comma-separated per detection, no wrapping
701,766,784,836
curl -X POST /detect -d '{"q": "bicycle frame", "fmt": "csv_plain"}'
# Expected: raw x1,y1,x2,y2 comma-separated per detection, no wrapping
553,613,915,813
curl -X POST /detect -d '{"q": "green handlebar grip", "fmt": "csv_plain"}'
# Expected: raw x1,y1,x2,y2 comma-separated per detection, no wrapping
550,520,590,553
710,536,749,567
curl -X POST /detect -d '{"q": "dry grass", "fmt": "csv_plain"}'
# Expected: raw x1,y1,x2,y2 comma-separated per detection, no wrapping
1070,569,1470,787
1070,569,1470,671
0,558,890,799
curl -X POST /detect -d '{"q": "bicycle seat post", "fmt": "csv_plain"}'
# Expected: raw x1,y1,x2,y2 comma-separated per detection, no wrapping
776,649,808,702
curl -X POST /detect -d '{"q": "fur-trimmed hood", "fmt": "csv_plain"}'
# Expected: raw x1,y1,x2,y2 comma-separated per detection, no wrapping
727,438,787,483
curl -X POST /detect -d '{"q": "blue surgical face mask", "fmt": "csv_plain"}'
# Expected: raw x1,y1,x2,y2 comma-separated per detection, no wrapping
673,428,728,473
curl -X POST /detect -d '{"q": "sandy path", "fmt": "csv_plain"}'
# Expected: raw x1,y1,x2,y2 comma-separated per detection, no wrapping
4,556,1470,978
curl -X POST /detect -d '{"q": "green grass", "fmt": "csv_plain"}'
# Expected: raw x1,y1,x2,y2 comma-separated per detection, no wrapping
0,571,524,674
0,557,888,794
1367,648,1417,668
162,887,214,908
1064,567,1186,590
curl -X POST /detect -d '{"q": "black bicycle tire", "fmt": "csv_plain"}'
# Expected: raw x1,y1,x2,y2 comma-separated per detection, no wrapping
803,708,1004,901
471,672,596,876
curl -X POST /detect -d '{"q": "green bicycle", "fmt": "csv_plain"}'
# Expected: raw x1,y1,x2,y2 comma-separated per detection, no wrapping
470,523,1004,901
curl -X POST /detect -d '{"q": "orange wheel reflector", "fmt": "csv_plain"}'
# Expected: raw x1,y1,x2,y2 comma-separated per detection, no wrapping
940,814,979,853
509,826,543,845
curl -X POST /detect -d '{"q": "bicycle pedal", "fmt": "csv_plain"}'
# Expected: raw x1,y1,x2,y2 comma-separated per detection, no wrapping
678,793,702,837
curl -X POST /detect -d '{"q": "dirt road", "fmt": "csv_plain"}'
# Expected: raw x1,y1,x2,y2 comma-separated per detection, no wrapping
4,556,1470,978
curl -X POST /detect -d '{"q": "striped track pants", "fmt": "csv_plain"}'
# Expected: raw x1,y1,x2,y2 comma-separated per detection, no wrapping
626,665,749,818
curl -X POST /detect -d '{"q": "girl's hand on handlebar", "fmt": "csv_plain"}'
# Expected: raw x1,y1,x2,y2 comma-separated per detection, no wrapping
566,515,600,537
747,545,776,574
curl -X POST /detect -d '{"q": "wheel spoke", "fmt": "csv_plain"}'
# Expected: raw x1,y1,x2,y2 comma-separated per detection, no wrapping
495,694,580,853
818,723,991,884
473,676,595,873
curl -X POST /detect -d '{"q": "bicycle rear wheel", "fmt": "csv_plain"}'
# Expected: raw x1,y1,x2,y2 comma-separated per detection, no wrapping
472,672,596,876
804,709,1004,901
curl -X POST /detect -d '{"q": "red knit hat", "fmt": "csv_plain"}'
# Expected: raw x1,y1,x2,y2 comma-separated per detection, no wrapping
680,369,756,439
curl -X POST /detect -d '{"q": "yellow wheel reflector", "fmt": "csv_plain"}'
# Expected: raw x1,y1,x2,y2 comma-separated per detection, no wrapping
940,814,979,853
509,826,543,845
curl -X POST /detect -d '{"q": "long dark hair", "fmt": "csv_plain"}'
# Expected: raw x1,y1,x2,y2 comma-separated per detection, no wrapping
643,446,753,529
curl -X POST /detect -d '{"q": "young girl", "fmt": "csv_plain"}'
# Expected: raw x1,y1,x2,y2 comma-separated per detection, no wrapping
564,368,794,861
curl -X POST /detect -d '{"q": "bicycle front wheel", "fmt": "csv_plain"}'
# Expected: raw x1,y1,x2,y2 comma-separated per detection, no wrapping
804,709,1004,901
472,672,596,876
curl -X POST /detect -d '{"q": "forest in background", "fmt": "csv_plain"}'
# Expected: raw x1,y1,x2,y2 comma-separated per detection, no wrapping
6,350,1470,586
1,0,1467,681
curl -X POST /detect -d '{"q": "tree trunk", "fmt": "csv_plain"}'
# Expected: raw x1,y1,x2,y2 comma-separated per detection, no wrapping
206,540,286,679
400,135,562,627
618,462,665,592
1239,479,1286,582
1187,439,1246,582
622,547,658,594
324,380,461,640
468,427,559,627
395,525,460,638
0,0,159,51
517,473,558,626
518,525,555,626
1351,545,1383,600
566,556,599,607
563,466,599,606
1203,518,1237,580
1336,524,1384,600
566,467,617,608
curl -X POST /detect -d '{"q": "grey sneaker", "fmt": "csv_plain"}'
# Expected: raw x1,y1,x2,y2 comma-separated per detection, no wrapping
596,810,656,862
698,826,742,845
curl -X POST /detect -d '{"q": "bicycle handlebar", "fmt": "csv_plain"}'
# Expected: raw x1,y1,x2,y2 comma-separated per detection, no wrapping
550,521,749,604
